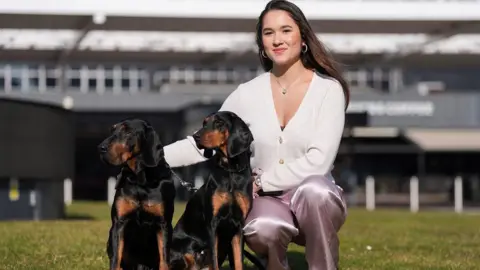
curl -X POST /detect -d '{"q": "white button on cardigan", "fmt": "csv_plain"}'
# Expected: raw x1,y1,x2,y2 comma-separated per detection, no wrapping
163,71,346,192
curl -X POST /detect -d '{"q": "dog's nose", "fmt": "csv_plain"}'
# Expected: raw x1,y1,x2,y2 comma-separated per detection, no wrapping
98,144,108,153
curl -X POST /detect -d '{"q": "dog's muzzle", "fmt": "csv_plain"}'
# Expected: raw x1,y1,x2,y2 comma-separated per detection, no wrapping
98,144,108,154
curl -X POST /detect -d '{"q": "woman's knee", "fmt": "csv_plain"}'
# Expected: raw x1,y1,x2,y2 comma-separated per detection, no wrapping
243,216,297,252
291,175,347,227
293,175,337,205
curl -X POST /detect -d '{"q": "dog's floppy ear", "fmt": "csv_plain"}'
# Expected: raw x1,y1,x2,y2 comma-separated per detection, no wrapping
140,121,162,167
226,113,253,158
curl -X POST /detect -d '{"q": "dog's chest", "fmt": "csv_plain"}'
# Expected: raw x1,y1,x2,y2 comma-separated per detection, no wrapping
117,186,165,219
204,170,251,215
209,186,251,217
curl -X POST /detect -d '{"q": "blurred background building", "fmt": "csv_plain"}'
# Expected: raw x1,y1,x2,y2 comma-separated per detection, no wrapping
1,0,480,217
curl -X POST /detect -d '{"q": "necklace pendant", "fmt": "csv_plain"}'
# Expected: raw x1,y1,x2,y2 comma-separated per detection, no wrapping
282,88,287,95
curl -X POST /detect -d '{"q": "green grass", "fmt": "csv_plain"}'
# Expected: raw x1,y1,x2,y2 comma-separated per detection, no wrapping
0,201,479,269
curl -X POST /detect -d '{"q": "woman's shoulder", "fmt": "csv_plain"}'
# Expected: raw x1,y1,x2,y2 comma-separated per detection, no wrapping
312,71,342,92
311,71,345,108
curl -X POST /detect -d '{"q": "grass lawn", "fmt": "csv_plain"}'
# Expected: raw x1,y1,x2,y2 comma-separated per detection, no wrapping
0,201,479,269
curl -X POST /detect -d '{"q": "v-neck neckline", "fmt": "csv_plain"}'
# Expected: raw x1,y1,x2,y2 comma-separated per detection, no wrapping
266,71,316,133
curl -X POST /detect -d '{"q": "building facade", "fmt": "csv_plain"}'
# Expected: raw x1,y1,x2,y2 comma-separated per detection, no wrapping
1,0,480,206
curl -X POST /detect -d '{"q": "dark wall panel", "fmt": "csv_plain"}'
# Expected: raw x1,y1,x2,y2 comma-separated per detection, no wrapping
0,99,75,179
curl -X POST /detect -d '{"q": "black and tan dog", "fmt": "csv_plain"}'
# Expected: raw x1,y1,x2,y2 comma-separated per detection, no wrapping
98,119,175,270
169,111,255,270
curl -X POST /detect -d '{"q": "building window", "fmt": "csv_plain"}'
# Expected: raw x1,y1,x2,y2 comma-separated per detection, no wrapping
88,78,97,89
121,78,130,89
69,78,81,88
29,78,39,88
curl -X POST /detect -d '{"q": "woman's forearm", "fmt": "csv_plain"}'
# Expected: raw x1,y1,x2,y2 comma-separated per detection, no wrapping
163,136,208,168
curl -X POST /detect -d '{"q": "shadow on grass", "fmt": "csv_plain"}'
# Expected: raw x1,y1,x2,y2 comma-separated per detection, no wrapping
219,250,307,269
287,250,308,269
65,201,112,221
64,214,96,220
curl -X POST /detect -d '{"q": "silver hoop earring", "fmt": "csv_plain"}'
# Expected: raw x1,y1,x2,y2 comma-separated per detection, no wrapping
261,50,268,58
302,43,308,53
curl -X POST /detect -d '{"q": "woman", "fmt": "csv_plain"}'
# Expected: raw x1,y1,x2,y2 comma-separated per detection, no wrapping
163,0,349,269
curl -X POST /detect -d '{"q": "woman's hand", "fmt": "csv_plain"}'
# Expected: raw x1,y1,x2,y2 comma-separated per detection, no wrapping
252,180,261,198
252,168,263,198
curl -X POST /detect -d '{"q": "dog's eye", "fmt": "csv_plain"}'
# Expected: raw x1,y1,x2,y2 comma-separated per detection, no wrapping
196,250,207,261
214,120,225,129
196,249,206,257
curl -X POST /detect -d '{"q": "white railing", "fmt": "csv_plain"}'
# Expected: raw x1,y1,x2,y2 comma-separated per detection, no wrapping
362,175,465,213
0,64,397,93
60,174,470,213
0,64,150,93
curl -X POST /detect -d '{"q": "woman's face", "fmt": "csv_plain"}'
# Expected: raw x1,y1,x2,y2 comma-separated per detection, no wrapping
261,9,303,67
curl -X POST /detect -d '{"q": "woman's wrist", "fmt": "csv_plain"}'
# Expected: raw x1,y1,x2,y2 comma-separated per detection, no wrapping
254,174,262,188
252,168,263,189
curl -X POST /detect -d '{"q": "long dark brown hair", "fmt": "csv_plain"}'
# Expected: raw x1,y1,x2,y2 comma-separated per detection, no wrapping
256,0,350,108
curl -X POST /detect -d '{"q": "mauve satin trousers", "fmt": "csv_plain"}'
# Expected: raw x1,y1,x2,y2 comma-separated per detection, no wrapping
243,175,347,270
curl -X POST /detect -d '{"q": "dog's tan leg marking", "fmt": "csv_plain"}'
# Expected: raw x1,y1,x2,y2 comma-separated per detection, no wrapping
141,201,167,269
231,234,243,270
212,191,231,216
157,230,168,270
211,191,231,269
114,197,138,270
234,192,251,220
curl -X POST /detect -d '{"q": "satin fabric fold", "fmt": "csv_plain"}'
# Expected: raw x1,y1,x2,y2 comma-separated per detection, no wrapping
243,175,347,270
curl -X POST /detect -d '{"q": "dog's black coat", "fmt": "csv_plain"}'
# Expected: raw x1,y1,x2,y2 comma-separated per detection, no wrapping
98,119,175,270
169,111,255,270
